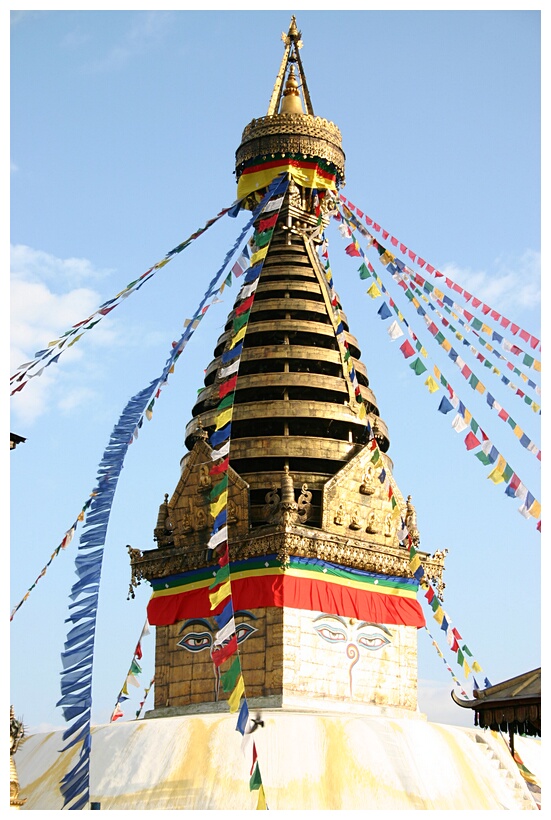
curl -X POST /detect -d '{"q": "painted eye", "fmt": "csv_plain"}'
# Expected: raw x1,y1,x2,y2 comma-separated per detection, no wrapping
235,623,258,644
177,631,213,652
357,633,390,651
314,623,347,643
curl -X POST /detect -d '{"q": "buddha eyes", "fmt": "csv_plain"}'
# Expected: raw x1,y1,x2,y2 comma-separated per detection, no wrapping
357,633,390,651
313,621,390,652
314,624,347,642
236,623,257,643
177,622,257,653
177,631,212,652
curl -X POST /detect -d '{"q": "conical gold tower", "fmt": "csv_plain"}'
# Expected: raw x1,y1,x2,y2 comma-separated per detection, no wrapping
131,17,445,717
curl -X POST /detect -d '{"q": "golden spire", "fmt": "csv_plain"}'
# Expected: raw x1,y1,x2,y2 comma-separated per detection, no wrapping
266,15,314,116
280,64,304,114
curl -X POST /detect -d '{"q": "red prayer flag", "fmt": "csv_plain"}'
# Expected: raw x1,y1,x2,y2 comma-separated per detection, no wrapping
258,213,278,233
490,310,500,320
217,545,230,566
500,316,510,328
210,456,230,475
435,270,443,278
219,374,238,399
408,250,416,261
391,236,398,247
400,340,415,358
235,294,255,315
211,635,237,667
417,258,426,267
382,230,389,239
400,243,407,254
135,642,142,660
452,627,462,640
463,310,473,322
498,408,509,421
345,242,361,257
425,586,435,603
471,297,481,308
481,304,490,314
519,329,530,343
365,216,373,226
464,431,481,450
511,323,519,335
373,223,380,232
425,264,434,274
463,291,472,301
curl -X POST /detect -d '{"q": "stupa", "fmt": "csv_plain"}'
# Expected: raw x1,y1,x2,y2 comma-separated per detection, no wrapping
130,14,445,720
14,17,538,810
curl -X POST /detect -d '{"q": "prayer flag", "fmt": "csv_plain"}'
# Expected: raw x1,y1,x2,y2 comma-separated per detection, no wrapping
228,675,245,713
424,375,439,393
400,340,415,358
367,283,381,299
388,320,403,340
378,302,392,320
464,432,481,450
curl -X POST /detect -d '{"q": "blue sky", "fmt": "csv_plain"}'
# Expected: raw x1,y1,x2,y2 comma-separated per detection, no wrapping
9,8,542,734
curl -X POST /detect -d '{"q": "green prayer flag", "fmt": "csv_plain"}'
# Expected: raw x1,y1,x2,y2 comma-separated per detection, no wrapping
409,357,427,376
250,764,262,791
391,496,397,509
435,332,445,345
470,419,479,434
457,648,464,666
430,597,440,612
523,353,534,367
469,374,479,389
483,359,492,369
475,451,492,465
209,473,229,500
502,463,514,483
130,659,142,675
233,311,250,333
253,229,274,248
209,562,230,589
370,448,380,464
507,416,517,429
471,318,483,331
216,393,235,410
220,656,241,692
358,263,371,280
461,644,473,657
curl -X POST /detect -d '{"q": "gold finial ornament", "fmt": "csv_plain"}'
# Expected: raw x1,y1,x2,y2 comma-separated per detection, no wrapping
280,64,304,115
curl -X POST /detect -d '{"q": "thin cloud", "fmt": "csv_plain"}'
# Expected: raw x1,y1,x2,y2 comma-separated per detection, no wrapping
10,245,118,426
84,11,174,74
440,249,541,315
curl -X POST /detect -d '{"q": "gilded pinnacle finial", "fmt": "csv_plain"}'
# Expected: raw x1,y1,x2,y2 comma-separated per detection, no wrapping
282,16,302,49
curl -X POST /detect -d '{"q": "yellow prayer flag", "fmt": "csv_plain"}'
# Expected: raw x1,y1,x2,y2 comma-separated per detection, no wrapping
487,465,505,484
412,297,420,309
424,375,440,394
463,660,471,680
433,366,441,381
472,661,482,673
475,381,485,394
442,339,452,352
256,785,267,810
209,579,231,610
154,258,170,269
513,425,523,439
533,359,541,372
215,407,233,430
529,499,541,519
229,324,247,349
145,409,153,421
420,347,428,358
433,607,444,625
47,339,61,348
367,283,381,299
380,250,395,266
520,372,528,383
434,289,443,300
481,324,491,335
210,491,228,519
228,675,245,713
250,247,268,266
358,403,366,420
532,403,541,414
409,554,421,573
463,408,472,424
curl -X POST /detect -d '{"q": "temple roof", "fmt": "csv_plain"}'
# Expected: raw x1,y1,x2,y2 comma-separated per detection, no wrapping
451,668,541,737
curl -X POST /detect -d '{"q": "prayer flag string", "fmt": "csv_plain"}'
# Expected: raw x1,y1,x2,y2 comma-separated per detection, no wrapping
339,194,540,353
10,200,241,395
205,176,289,810
109,619,151,722
10,497,92,621
334,207,540,529
56,185,280,810
338,205,541,463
